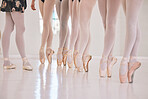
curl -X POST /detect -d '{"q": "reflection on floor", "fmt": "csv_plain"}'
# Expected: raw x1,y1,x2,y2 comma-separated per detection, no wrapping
0,57,148,99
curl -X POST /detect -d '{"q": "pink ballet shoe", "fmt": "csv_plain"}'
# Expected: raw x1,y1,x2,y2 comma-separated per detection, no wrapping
99,56,107,78
119,58,128,83
75,54,83,72
107,57,117,78
39,47,45,64
3,58,16,70
57,48,63,66
83,55,92,72
64,50,73,68
62,48,68,66
46,48,54,64
73,50,79,68
22,57,33,71
128,62,141,83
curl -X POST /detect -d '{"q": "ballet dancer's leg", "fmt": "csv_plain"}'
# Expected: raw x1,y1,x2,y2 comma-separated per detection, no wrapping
39,0,55,63
66,0,79,67
10,12,32,70
39,0,44,17
102,0,120,58
120,0,143,83
77,0,96,71
122,0,141,68
99,0,120,77
123,0,143,58
2,12,14,66
98,0,107,29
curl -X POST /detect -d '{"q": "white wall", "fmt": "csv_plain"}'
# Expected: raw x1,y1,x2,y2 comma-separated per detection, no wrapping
0,0,148,58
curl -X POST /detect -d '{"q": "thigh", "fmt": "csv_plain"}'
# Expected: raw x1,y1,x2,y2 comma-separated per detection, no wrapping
126,0,143,24
61,0,69,21
11,12,24,28
55,0,61,19
4,12,14,30
43,0,55,23
80,0,95,25
106,0,120,24
39,0,44,17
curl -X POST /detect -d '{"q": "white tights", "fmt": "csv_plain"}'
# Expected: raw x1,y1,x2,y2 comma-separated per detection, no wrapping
120,0,143,74
98,0,120,58
2,12,29,66
40,0,55,49
56,0,70,61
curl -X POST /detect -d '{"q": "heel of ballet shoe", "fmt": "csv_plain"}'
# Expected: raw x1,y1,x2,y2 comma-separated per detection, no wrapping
83,55,92,72
39,47,45,64
128,62,141,83
3,58,16,70
40,58,45,64
63,54,67,66
107,57,117,78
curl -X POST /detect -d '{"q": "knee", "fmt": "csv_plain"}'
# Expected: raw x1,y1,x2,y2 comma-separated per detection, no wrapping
3,25,14,35
127,23,137,34
16,25,25,36
43,21,51,30
60,21,68,29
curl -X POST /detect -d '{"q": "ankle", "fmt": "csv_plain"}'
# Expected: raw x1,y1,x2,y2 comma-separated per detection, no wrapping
3,58,11,66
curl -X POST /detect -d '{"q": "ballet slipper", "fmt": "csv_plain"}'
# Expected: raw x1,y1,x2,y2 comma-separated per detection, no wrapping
75,54,83,72
128,57,141,83
57,48,63,66
46,47,54,64
64,50,73,68
39,47,45,64
22,57,33,71
99,56,108,78
107,57,117,78
83,55,92,72
3,58,16,70
73,50,79,68
119,58,128,83
62,48,68,66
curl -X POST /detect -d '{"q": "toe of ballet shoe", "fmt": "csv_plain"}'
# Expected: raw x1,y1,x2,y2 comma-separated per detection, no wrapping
77,67,83,72
99,68,106,78
107,68,112,78
23,66,33,71
40,58,45,64
3,64,16,70
119,74,127,83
